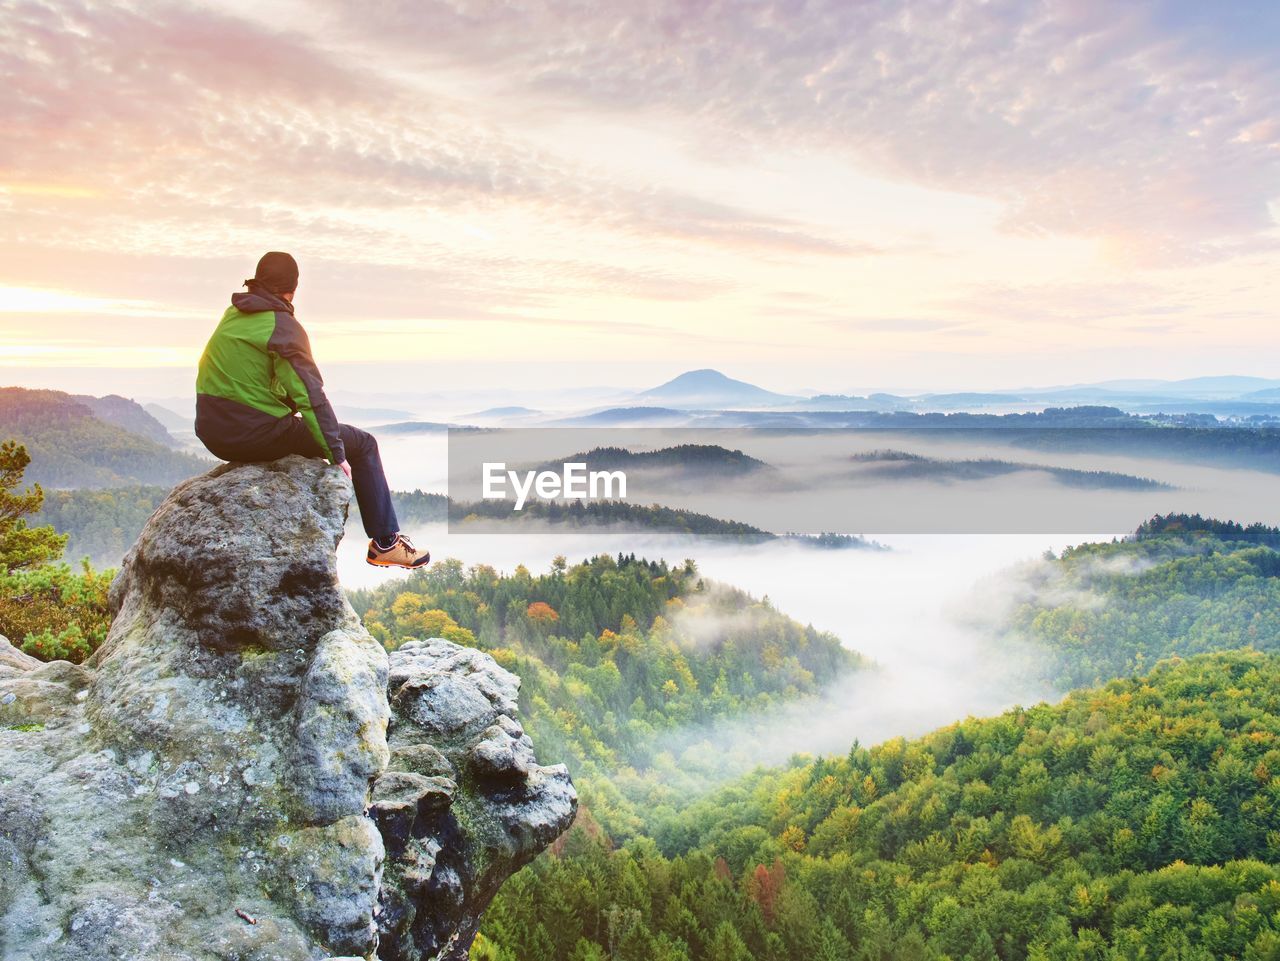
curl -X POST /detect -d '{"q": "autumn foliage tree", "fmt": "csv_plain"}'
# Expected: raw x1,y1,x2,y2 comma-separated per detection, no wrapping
364,593,477,650
747,859,787,925
526,601,560,624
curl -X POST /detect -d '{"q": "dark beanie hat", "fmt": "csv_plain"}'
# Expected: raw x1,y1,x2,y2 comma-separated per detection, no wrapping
246,251,299,294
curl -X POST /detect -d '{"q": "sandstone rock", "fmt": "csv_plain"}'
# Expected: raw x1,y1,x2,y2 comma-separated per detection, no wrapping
376,639,577,960
0,456,575,961
0,636,40,676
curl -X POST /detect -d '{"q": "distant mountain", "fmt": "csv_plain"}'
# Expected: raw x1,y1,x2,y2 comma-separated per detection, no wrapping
552,404,1157,429
1101,375,1280,396
787,392,915,412
461,406,542,420
460,406,540,424
550,407,693,426
71,393,177,447
537,444,771,477
632,369,799,409
143,402,191,434
0,387,210,488
1015,376,1280,403
850,449,1171,490
792,393,872,407
918,392,1022,409
1113,401,1280,418
767,377,1280,417
371,421,458,434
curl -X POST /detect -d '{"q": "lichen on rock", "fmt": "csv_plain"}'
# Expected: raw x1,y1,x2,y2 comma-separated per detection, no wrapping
0,456,576,961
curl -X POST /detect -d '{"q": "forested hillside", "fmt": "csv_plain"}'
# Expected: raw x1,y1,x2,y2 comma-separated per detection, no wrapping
444,499,881,549
350,555,866,836
0,388,208,487
447,498,780,542
69,392,177,447
1002,513,1280,688
481,651,1280,961
34,486,169,566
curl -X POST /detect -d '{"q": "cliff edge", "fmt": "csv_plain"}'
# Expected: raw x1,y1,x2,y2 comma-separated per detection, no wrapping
0,456,576,961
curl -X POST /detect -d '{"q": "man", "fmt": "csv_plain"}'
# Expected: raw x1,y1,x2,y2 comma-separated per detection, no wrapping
195,252,430,569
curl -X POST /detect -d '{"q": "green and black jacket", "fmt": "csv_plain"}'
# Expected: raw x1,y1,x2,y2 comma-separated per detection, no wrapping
195,288,345,463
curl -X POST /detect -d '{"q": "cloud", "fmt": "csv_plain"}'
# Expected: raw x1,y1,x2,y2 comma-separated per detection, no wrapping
323,0,1280,260
937,279,1193,327
837,317,968,334
21,0,1272,270
0,0,853,274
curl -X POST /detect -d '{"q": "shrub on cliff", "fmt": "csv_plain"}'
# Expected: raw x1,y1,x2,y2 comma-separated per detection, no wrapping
0,560,113,662
0,439,113,662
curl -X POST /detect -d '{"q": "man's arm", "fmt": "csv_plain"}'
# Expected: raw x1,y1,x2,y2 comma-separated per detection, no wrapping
269,312,346,464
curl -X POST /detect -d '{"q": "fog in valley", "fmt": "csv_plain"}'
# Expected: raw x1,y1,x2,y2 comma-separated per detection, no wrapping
341,524,1081,787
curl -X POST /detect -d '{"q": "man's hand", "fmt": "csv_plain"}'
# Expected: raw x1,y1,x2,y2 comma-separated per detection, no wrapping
338,460,352,479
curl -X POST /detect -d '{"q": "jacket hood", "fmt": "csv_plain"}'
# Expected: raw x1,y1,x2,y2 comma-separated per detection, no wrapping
231,287,294,314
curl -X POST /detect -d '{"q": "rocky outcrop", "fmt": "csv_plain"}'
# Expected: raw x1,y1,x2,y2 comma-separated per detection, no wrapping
0,456,575,961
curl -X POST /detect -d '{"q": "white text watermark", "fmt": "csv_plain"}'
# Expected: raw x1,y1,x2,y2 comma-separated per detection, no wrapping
481,462,627,511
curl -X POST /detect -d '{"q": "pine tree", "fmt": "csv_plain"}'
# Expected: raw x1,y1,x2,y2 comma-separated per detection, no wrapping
707,921,752,961
524,923,556,961
568,939,607,961
0,440,66,571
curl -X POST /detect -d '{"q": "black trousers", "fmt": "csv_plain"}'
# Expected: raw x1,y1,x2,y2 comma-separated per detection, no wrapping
201,417,399,541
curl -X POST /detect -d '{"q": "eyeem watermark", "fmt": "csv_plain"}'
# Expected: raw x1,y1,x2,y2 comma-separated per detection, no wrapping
448,426,1261,534
482,462,627,511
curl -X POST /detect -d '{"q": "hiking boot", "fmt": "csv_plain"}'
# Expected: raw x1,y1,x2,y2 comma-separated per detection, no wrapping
367,533,431,569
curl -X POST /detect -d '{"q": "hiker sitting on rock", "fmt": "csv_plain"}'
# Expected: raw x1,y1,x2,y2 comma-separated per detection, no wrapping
195,251,430,570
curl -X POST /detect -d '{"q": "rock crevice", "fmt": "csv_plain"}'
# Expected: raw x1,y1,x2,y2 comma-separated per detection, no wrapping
0,456,576,961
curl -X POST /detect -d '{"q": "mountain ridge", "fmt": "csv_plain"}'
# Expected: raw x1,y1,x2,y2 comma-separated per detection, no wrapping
633,368,800,409
0,387,209,488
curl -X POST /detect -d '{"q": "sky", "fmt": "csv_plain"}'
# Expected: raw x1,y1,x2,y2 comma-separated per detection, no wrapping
1,0,1278,393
